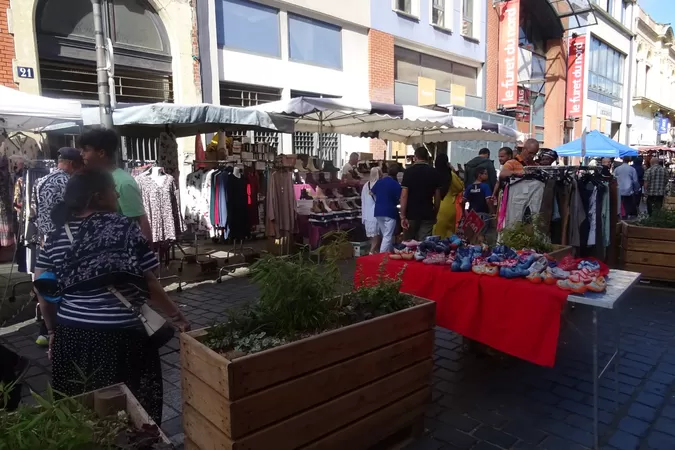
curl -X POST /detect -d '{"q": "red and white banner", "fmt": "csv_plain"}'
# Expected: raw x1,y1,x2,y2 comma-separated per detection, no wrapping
497,0,520,109
566,35,586,119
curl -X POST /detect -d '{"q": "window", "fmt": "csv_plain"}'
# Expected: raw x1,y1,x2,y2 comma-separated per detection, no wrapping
462,0,474,38
607,0,614,16
432,0,445,27
216,0,280,57
288,14,342,70
290,91,340,162
396,0,412,14
394,46,478,95
220,82,282,146
588,37,625,106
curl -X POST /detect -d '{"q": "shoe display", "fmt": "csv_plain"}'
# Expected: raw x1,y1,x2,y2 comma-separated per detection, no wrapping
293,171,304,184
318,173,328,184
323,161,340,173
541,269,557,285
424,253,446,265
300,189,313,200
294,157,308,172
306,158,320,172
556,278,586,294
586,277,607,293
526,271,543,284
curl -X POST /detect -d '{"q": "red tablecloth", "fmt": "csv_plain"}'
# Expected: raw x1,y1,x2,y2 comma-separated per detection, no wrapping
355,254,569,367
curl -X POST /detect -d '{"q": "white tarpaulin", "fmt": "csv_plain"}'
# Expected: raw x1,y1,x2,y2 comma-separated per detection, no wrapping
0,86,82,132
44,102,294,137
250,97,518,144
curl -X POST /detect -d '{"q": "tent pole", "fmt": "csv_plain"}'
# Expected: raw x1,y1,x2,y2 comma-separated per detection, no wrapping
92,0,113,131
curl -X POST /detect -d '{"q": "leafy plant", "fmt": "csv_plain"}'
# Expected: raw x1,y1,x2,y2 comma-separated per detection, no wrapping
499,216,553,253
637,208,675,229
204,232,415,356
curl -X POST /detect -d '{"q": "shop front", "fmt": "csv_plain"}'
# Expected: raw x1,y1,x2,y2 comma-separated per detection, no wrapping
486,0,596,148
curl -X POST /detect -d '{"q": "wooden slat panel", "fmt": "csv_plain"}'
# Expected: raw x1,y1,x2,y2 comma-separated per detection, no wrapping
230,330,434,438
626,238,675,255
181,331,232,399
622,223,675,242
235,359,433,450
184,403,233,450
624,263,675,282
303,389,429,450
184,438,199,450
228,301,436,399
624,250,675,267
183,370,232,437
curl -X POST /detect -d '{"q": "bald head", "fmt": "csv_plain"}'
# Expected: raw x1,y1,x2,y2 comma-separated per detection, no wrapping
521,138,539,163
651,157,661,167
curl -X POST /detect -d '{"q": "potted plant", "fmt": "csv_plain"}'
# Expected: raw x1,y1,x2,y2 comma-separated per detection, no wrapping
0,383,171,449
500,217,572,260
621,209,675,281
180,234,435,450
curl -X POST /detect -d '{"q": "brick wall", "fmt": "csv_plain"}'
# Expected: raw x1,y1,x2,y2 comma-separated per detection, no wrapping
368,29,394,160
0,0,15,88
485,0,499,112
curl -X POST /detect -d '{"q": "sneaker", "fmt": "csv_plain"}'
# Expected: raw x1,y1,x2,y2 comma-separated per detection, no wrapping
414,249,426,261
423,253,446,265
403,240,420,248
586,277,607,293
36,335,49,347
557,279,586,294
541,269,557,285
484,265,499,277
526,271,543,284
472,264,486,275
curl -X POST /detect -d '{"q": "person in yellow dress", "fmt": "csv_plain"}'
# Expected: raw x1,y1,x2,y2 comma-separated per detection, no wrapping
433,153,465,238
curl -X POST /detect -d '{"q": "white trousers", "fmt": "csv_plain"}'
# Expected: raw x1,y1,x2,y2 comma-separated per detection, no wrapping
377,217,397,253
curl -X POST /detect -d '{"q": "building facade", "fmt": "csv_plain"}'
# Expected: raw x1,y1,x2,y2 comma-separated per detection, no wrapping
2,0,201,166
578,0,636,144
198,0,371,162
629,5,675,147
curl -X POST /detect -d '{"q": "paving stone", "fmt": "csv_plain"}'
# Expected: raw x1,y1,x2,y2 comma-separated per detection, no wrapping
161,415,183,437
617,416,650,437
161,406,180,423
435,348,462,361
653,417,675,437
620,358,654,372
608,430,640,450
647,431,675,450
472,425,517,448
624,352,660,365
466,410,507,428
436,412,479,433
435,358,462,372
650,371,675,385
432,427,476,450
636,391,666,409
539,435,588,450
658,362,675,376
644,380,669,395
661,405,675,419
471,442,501,450
403,436,443,450
501,420,547,444
552,384,585,402
626,402,657,422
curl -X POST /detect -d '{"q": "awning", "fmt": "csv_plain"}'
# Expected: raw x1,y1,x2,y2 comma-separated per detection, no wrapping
554,130,638,158
0,86,82,132
546,0,597,30
250,97,519,145
44,103,295,137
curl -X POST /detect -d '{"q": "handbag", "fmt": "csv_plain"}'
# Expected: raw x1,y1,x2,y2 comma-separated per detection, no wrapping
64,224,175,348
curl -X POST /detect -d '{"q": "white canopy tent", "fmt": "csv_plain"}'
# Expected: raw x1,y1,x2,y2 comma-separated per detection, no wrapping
44,102,295,137
0,86,82,132
249,97,519,145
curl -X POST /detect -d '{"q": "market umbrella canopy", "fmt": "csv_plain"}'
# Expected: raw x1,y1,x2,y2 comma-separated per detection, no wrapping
554,130,638,158
250,97,518,144
43,103,295,137
0,86,82,132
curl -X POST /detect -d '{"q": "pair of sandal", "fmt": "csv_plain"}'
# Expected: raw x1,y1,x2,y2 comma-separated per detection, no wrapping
471,264,498,276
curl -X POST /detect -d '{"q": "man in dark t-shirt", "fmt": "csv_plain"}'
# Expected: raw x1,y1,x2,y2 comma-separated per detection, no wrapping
400,147,441,241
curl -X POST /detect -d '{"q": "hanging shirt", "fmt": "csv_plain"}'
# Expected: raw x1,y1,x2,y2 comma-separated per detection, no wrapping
158,131,179,177
0,135,42,173
135,173,184,242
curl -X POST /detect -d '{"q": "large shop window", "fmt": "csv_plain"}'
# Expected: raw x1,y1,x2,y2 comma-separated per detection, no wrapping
216,0,280,57
588,37,625,107
220,82,282,145
462,0,474,38
288,14,342,70
394,46,477,95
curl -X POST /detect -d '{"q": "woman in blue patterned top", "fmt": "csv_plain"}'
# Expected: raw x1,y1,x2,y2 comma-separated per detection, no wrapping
34,168,189,424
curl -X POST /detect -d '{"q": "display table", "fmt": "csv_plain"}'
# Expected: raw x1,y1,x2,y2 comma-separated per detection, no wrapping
355,254,569,367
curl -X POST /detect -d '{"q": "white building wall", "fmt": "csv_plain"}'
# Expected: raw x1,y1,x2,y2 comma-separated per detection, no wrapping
581,5,635,145
203,0,371,159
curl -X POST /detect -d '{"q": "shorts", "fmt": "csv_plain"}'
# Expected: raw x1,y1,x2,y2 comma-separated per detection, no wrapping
364,219,379,238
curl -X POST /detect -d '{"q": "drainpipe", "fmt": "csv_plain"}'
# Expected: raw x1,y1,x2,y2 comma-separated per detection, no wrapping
91,0,113,130
625,3,636,145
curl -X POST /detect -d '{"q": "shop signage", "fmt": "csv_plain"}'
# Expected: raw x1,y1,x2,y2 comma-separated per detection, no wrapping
566,35,586,119
515,87,530,122
497,0,520,109
418,77,436,106
462,210,485,241
450,84,466,106
16,67,35,79
658,117,670,135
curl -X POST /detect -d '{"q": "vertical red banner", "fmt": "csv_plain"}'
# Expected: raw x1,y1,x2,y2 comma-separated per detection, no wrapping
497,0,520,109
566,35,586,119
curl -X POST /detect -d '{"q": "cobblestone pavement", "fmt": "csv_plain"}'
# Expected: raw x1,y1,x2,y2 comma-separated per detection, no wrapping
2,270,675,450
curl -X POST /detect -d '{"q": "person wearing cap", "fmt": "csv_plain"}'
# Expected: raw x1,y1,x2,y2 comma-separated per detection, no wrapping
32,147,84,347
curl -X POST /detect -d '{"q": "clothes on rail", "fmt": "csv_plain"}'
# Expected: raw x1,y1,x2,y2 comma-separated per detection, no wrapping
158,131,179,177
267,170,297,239
0,134,43,173
0,156,14,248
14,165,51,273
135,168,184,242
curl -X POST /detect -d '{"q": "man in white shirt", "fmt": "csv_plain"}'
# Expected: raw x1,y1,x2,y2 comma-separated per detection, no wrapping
341,152,360,182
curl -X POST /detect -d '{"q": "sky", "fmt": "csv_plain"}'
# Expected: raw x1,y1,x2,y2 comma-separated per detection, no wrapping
638,0,675,27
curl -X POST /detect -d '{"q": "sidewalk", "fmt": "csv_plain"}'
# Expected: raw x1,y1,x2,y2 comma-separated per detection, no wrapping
1,269,675,450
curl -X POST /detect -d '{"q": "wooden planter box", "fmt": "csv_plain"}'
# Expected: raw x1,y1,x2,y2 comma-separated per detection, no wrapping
621,221,675,281
78,384,171,445
180,300,436,450
664,196,675,211
549,245,573,261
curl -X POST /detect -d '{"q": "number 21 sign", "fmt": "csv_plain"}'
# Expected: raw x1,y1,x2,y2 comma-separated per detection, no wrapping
16,67,35,79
